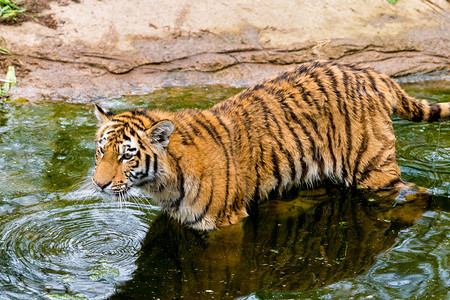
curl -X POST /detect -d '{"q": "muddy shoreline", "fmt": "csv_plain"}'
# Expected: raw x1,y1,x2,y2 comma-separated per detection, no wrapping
1,0,449,102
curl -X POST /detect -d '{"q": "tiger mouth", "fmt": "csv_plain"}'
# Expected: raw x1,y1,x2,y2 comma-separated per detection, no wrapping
110,185,130,196
111,188,129,195
111,189,129,195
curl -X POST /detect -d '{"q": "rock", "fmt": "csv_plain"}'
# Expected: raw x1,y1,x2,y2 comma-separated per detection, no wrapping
0,0,449,102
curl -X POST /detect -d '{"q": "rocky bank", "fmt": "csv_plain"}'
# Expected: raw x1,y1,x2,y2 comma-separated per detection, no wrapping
0,0,449,102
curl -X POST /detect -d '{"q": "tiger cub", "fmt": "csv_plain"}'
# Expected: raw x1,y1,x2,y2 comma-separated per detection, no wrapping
92,60,449,230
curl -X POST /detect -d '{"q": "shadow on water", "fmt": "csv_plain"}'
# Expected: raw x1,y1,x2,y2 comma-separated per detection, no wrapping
110,185,430,300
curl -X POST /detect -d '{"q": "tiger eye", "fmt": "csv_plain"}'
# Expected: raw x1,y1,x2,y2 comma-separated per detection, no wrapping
122,154,133,160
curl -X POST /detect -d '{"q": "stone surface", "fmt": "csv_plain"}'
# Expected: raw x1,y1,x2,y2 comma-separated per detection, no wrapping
0,0,449,102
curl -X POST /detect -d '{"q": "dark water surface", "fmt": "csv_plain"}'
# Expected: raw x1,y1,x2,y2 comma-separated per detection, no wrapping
0,82,448,299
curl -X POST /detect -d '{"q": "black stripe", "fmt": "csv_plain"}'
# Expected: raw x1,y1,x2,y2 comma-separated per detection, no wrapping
254,144,264,201
294,80,321,112
343,100,352,162
428,103,441,122
132,109,156,123
374,76,394,115
324,67,344,115
327,130,337,175
410,99,424,122
363,70,389,114
309,70,330,103
112,117,146,131
350,74,369,186
145,154,151,176
344,70,358,117
153,153,158,176
381,77,402,115
190,173,204,204
357,148,387,183
133,154,151,179
198,113,234,222
95,104,114,117
232,104,260,201
236,105,256,160
184,121,203,137
256,95,296,182
137,140,147,151
194,114,230,213
355,74,368,121
129,114,149,130
294,76,337,177
302,112,323,141
110,124,122,130
209,111,236,162
175,122,195,146
271,148,282,191
351,135,369,186
294,63,309,75
169,155,185,210
400,94,412,116
195,114,230,159
341,70,353,178
184,177,214,226
341,153,348,182
276,98,303,181
277,97,308,181
297,115,323,175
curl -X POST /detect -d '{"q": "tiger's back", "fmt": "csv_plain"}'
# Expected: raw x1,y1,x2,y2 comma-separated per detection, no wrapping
92,61,450,230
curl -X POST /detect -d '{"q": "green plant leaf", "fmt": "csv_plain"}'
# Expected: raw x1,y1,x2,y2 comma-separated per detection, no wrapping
0,0,26,19
6,65,16,87
1,66,16,96
0,46,12,54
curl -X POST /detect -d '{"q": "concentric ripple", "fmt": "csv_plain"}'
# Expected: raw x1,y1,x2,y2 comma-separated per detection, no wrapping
0,201,157,299
394,120,450,195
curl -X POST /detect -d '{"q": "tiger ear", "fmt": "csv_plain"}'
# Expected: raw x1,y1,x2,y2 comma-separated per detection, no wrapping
146,120,175,149
94,104,114,126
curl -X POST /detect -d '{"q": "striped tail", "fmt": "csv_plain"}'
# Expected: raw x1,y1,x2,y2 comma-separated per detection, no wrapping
393,90,450,123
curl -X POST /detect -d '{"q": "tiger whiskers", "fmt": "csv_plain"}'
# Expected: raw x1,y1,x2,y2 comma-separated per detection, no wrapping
128,194,145,211
127,189,154,212
64,176,98,202
112,190,125,210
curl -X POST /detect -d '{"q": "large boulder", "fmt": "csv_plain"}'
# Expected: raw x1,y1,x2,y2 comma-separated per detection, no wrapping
1,0,449,102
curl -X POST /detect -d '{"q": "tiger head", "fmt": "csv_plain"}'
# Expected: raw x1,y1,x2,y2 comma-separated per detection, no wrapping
92,104,175,197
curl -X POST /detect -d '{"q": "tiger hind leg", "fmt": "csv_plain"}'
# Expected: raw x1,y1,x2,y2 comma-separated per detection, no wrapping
355,159,403,190
356,159,431,224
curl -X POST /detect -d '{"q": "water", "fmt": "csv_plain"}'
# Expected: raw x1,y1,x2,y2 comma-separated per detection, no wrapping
0,82,448,299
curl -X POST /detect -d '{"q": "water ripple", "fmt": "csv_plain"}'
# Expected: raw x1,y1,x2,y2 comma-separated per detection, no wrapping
0,201,156,299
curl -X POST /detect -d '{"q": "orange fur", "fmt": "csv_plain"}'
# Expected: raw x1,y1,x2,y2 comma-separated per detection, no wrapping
92,61,449,230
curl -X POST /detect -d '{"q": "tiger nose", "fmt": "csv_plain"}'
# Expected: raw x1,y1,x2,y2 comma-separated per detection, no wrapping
94,180,111,190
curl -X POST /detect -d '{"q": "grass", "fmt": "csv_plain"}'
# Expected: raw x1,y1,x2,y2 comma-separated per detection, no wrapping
0,1,24,102
0,0,26,20
0,37,12,54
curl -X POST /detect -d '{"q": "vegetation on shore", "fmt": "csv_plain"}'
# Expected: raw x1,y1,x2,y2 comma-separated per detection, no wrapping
0,65,16,102
0,0,26,21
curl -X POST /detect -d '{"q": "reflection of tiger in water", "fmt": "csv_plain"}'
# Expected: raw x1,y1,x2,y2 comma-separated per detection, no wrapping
92,60,449,230
110,188,430,299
